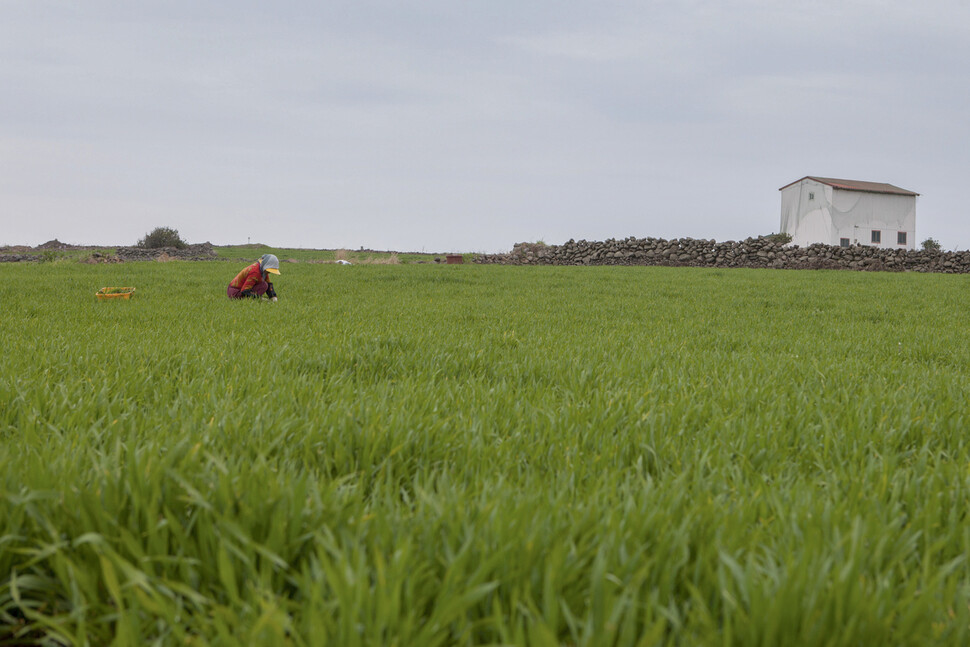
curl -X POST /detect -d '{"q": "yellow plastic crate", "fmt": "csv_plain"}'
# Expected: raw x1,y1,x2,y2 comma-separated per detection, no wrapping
96,287,136,301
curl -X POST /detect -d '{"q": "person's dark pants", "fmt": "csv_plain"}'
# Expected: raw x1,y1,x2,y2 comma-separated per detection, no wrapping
227,280,270,299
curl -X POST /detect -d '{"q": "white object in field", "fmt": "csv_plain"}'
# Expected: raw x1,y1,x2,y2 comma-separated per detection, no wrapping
270,296,278,302
779,177,918,250
336,260,352,265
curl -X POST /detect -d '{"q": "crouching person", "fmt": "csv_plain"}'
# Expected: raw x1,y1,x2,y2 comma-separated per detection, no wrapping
228,254,280,300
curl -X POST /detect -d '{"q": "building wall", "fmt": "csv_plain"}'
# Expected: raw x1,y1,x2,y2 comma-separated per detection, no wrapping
780,179,835,246
780,179,916,250
830,189,916,250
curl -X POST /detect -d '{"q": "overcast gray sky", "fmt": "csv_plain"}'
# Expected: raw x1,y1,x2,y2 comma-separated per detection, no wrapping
3,0,969,252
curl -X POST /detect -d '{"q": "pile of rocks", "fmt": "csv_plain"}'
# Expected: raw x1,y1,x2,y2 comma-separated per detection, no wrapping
36,239,73,250
0,253,38,263
475,237,970,273
82,252,124,264
1,239,78,262
115,242,218,261
1,241,219,263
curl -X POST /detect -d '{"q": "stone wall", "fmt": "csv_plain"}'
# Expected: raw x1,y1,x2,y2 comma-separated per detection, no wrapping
475,237,970,273
0,242,219,263
115,242,218,261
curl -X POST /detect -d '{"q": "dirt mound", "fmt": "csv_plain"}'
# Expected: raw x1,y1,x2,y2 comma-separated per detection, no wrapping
37,239,77,250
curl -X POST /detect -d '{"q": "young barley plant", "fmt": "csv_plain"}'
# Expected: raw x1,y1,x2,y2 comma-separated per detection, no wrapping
2,262,970,645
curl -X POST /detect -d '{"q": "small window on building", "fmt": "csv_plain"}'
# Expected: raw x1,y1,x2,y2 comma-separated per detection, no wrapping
897,231,907,245
840,238,850,248
808,192,815,200
871,230,881,244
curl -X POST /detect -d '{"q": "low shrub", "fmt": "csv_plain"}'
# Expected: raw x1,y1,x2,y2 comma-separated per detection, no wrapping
763,232,793,244
138,227,187,249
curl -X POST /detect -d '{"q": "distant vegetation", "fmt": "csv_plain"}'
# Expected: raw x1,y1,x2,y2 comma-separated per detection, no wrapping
922,237,943,252
213,244,443,264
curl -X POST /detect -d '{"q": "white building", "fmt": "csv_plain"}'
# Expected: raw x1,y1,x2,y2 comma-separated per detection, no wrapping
779,176,919,250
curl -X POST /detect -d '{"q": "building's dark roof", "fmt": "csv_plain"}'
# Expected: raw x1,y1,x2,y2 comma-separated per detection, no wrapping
779,176,919,196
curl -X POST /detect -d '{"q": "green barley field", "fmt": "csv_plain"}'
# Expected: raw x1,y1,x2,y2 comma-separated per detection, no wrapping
3,260,970,646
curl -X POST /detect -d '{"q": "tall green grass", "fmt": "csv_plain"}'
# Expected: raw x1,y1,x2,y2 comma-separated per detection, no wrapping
2,262,970,645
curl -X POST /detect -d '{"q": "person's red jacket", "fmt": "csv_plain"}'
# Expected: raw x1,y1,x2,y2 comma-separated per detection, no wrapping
229,262,263,292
